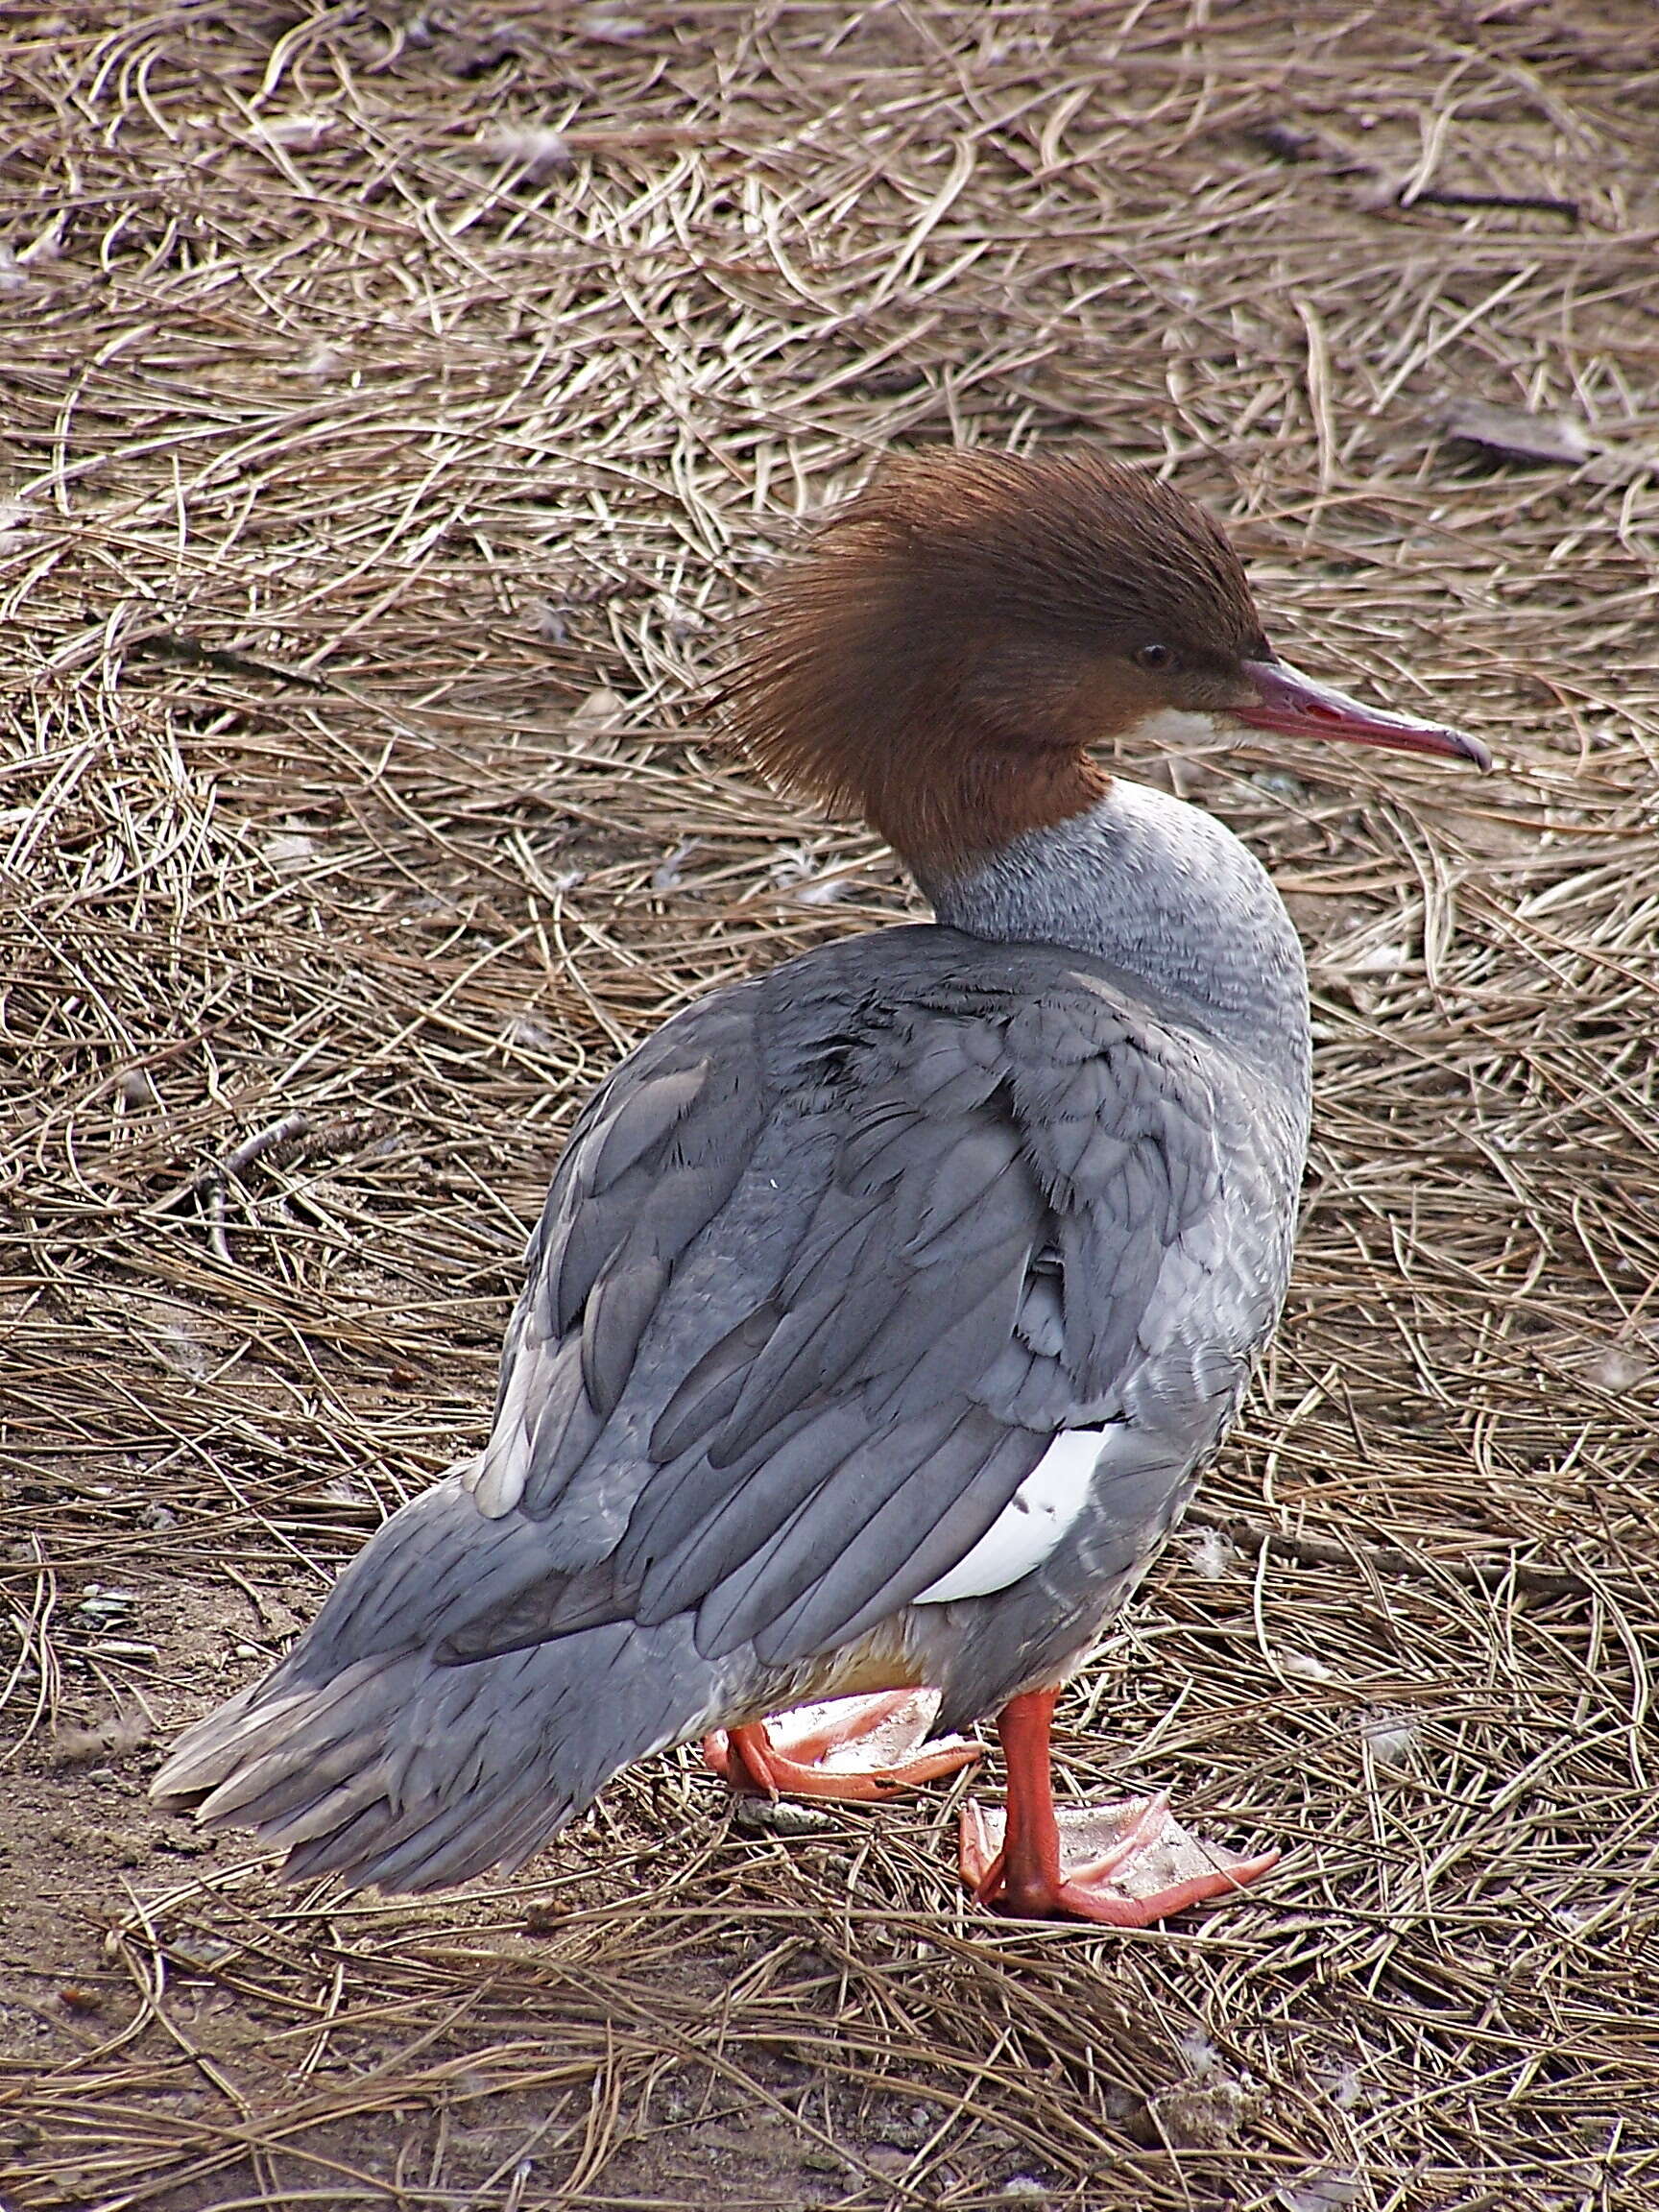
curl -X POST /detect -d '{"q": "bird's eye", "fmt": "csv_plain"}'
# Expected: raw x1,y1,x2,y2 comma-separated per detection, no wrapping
1137,642,1170,670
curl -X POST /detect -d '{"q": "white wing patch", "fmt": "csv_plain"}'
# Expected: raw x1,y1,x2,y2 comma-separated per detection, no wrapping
911,1428,1106,1605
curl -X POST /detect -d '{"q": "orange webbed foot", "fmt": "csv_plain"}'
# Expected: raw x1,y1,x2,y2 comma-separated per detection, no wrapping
705,1691,981,1804
959,1794,1280,1927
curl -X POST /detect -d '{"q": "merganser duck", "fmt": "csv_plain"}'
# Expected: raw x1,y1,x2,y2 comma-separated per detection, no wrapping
153,451,1487,1922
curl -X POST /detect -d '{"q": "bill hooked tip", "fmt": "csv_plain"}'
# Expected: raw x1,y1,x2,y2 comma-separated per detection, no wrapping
1237,658,1492,771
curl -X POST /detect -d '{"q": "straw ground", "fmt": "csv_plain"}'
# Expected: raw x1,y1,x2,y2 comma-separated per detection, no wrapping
3,4,1657,2207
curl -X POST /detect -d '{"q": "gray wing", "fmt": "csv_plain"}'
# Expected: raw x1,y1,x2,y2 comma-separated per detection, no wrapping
445,936,1223,1672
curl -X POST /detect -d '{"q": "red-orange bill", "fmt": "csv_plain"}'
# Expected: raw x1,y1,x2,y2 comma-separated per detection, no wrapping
1238,658,1491,769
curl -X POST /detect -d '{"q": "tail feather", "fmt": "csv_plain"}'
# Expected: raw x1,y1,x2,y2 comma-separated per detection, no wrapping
152,1473,722,1893
156,1623,713,1891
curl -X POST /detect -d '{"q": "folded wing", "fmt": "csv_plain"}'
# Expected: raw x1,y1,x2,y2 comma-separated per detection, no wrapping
445,934,1224,1673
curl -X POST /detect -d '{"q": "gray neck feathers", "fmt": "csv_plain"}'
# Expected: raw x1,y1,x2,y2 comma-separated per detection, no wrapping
923,781,1311,1087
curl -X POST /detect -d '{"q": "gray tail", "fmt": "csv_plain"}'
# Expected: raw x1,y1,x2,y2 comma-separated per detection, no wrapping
151,1475,712,1893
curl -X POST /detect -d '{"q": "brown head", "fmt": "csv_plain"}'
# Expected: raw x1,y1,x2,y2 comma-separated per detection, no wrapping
725,449,1487,878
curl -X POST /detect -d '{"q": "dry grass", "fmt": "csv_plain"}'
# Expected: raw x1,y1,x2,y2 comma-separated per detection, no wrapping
2,3,1658,2207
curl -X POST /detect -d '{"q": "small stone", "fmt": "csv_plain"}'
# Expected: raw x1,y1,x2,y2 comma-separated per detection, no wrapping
732,1796,835,1837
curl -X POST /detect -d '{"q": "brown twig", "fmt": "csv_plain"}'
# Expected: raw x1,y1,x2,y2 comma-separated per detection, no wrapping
1203,1519,1600,1602
196,1113,313,1264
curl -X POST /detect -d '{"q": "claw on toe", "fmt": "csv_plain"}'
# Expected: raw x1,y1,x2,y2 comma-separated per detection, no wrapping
705,1691,982,1804
959,1795,1280,1927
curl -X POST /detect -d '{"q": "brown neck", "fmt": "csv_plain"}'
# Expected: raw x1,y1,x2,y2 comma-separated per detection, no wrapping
854,723,1110,878
725,595,1111,877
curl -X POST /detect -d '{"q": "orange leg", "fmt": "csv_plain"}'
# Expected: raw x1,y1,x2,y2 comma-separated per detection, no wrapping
958,1688,1280,1927
704,1691,981,1805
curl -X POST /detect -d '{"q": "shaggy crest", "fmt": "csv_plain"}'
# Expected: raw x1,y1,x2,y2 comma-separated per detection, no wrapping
724,449,1270,876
